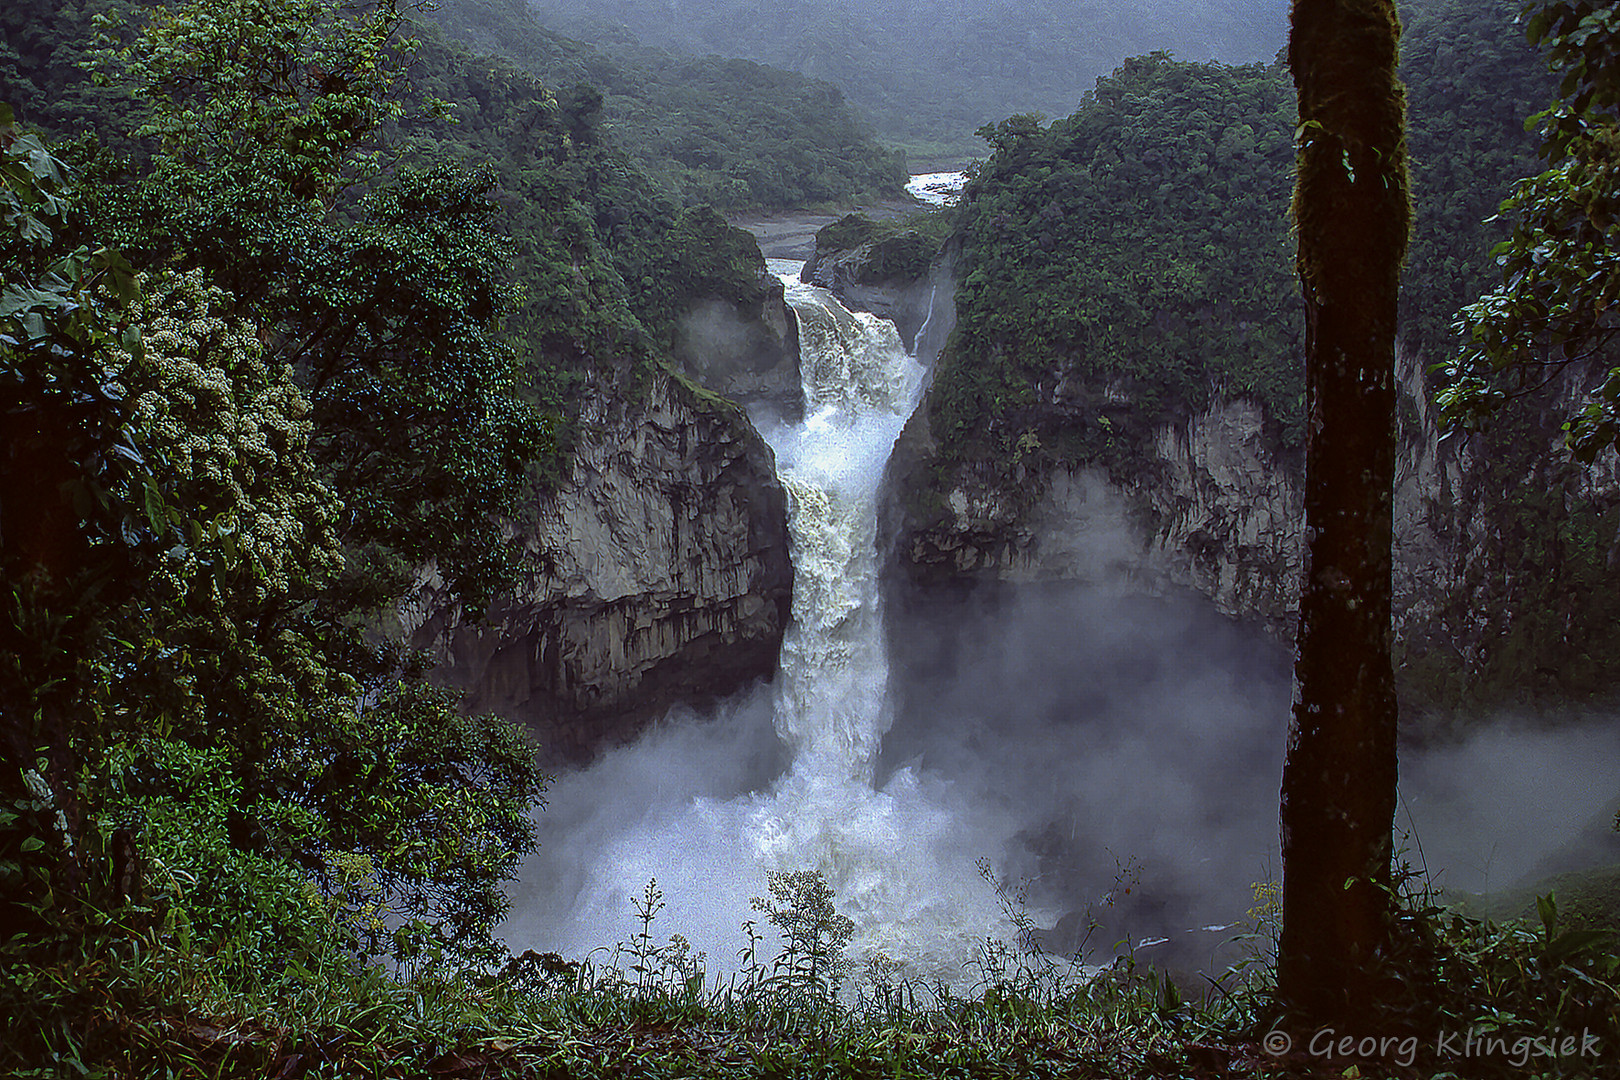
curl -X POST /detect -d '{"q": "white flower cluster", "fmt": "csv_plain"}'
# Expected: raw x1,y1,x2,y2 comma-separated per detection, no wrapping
114,270,345,602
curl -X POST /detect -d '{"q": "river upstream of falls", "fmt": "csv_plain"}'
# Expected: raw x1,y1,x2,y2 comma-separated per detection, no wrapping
505,260,1620,992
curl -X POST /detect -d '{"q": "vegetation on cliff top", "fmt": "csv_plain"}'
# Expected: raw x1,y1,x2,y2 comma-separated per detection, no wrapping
929,0,1557,481
809,211,953,286
909,0,1620,715
1441,0,1620,463
936,52,1302,478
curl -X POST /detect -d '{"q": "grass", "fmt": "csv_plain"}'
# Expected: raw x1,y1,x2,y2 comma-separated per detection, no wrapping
27,953,1257,1078
1457,863,1620,933
10,866,1620,1078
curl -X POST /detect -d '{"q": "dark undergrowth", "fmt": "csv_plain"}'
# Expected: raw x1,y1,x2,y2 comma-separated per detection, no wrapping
8,862,1620,1079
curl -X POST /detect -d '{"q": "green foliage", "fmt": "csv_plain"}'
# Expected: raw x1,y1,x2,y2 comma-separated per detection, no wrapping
935,53,1302,478
261,680,548,967
417,0,908,213
0,106,148,579
916,4,1580,715
100,740,337,970
1443,0,1620,461
2,247,545,963
0,118,155,905
379,16,790,456
2,0,796,457
0,0,145,151
87,270,358,773
616,204,776,353
1399,0,1559,361
1346,869,1620,1075
816,212,884,253
750,869,856,1006
1381,0,1620,712
812,212,949,284
119,269,343,604
0,4,835,1073
974,112,1047,156
2,3,555,1064
928,2,1557,489
99,0,418,196
86,129,544,619
4,845,1610,1078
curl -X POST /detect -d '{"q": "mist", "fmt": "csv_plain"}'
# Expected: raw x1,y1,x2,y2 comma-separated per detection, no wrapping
504,568,1620,984
529,0,1289,150
502,245,1620,994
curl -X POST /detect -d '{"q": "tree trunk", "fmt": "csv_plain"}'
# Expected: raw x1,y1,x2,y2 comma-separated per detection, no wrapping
1278,0,1411,1023
1,402,96,911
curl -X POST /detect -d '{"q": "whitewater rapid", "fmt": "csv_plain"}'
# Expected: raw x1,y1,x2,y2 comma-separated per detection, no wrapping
905,171,967,207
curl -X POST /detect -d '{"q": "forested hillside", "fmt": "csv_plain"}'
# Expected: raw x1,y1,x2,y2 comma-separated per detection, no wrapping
936,53,1301,472
417,0,907,210
531,0,1286,158
0,0,905,214
930,0,1559,470
2,0,820,414
897,0,1620,715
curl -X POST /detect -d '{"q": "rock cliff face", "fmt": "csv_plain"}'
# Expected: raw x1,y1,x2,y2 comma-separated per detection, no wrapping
884,352,1448,636
674,267,803,421
405,362,793,763
882,381,1305,634
788,217,1620,712
801,229,946,350
879,326,1620,711
1387,357,1620,708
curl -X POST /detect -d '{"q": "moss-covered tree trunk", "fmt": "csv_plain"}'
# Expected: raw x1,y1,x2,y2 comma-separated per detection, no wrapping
1278,0,1411,1022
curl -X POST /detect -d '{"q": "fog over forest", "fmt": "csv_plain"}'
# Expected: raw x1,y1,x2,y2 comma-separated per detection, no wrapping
528,0,1286,153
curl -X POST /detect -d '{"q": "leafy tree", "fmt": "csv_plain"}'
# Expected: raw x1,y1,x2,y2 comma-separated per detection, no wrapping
1397,0,1559,359
2,0,548,986
1277,0,1410,1024
1,103,146,909
935,52,1302,483
93,0,543,617
0,0,145,147
972,112,1046,155
1444,0,1620,461
107,0,412,194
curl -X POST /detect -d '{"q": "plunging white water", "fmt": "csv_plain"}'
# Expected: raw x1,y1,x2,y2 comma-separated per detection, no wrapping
751,264,1019,978
766,266,919,785
514,261,1022,989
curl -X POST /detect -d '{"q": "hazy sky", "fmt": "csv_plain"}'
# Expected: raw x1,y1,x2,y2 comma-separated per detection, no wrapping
532,0,1289,143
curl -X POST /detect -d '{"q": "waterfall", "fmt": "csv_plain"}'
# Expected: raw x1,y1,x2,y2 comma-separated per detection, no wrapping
741,263,1022,980
765,267,919,785
516,261,1020,990
912,282,938,357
